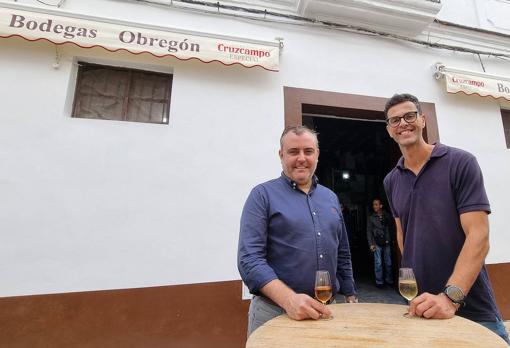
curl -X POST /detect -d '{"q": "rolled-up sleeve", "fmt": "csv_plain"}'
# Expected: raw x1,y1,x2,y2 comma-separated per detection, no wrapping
336,213,356,296
454,155,491,215
237,186,278,294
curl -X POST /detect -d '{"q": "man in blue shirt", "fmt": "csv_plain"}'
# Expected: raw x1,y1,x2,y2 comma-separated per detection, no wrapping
383,93,509,344
238,125,356,336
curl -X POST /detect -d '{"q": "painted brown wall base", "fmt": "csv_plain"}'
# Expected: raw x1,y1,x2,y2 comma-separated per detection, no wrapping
0,280,250,348
0,267,507,348
487,263,510,320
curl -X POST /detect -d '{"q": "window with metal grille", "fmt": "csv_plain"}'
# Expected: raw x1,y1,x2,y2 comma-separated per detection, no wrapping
502,109,510,149
72,63,172,124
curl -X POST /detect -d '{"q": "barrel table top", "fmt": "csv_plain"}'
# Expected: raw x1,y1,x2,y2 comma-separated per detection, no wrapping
246,303,507,348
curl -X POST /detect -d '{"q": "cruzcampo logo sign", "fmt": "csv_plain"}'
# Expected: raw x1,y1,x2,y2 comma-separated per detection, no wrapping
443,70,510,101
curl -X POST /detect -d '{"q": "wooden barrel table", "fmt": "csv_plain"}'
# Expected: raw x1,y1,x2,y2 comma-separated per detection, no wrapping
246,303,508,347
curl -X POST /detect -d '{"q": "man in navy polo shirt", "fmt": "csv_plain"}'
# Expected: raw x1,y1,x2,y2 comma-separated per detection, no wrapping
238,125,356,336
383,93,509,344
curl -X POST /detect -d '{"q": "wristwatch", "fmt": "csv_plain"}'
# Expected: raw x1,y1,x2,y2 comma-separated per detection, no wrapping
443,285,466,307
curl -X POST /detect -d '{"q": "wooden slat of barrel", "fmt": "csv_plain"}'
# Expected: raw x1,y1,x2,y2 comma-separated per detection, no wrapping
246,303,508,348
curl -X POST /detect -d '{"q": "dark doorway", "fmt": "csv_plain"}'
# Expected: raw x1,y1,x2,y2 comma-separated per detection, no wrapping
304,113,404,303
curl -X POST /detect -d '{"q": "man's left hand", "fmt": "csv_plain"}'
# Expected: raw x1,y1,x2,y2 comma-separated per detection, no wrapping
408,292,458,319
345,295,358,303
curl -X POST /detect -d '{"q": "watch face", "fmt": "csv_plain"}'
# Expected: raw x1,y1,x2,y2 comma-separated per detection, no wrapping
446,285,465,302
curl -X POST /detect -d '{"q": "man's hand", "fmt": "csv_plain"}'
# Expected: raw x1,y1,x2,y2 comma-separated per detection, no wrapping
345,295,358,303
408,292,458,319
370,245,376,252
283,293,332,320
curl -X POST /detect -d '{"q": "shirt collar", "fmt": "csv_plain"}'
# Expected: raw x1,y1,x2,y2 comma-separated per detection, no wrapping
280,172,318,191
396,142,448,170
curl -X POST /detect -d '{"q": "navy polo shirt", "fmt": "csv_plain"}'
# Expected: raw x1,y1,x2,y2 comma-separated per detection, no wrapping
238,174,356,298
384,143,501,322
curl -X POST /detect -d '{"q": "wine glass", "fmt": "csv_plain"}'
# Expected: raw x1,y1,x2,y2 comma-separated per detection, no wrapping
314,270,333,320
399,268,418,317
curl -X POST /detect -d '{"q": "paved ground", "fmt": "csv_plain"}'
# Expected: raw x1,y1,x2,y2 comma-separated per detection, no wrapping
355,277,406,304
336,275,406,304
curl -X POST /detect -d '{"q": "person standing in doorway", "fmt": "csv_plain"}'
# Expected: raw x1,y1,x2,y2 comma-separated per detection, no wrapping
238,125,356,337
366,198,393,288
383,93,509,344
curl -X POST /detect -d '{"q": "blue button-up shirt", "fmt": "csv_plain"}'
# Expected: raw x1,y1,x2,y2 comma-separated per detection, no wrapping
238,174,355,298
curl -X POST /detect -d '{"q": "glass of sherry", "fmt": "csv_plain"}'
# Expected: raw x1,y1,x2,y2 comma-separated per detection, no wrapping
399,268,418,317
314,270,333,319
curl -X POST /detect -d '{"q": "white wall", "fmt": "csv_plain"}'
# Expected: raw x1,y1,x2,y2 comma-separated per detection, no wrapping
0,34,283,296
1,0,509,297
438,0,510,35
437,0,480,27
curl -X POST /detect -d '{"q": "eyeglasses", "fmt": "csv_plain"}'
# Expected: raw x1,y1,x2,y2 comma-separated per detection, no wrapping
385,111,419,128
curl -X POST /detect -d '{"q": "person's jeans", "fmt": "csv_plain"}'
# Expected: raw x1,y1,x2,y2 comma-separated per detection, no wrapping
374,244,392,285
247,295,284,336
476,318,510,345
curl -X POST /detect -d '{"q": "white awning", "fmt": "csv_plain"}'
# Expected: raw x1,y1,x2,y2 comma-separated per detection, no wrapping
0,3,280,71
434,63,510,101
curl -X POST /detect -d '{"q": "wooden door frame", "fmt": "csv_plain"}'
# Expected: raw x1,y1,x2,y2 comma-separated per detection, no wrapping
283,86,439,143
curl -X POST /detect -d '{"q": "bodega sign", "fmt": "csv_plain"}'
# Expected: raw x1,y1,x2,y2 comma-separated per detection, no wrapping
0,5,280,71
435,63,510,101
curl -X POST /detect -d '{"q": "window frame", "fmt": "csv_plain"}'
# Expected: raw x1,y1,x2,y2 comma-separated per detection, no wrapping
71,62,173,124
501,108,510,149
